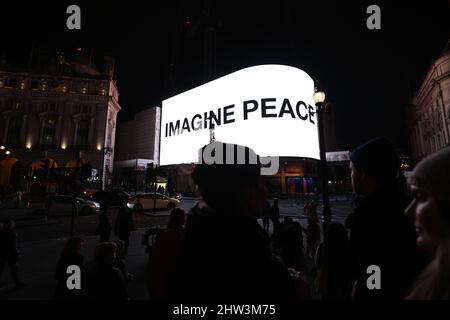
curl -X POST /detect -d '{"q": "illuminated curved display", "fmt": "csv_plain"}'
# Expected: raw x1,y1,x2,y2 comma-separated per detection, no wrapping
160,64,319,165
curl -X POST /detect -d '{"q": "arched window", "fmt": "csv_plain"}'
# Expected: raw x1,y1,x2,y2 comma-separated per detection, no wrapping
6,115,22,146
42,117,57,145
76,119,90,148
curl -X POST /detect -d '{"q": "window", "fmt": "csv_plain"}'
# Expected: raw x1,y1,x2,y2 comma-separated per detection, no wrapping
7,78,17,88
6,115,22,146
76,119,90,147
49,104,59,112
43,117,57,145
31,79,39,89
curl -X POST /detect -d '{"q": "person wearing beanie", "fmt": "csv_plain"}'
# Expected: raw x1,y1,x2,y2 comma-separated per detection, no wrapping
169,141,297,300
405,147,450,299
345,137,425,300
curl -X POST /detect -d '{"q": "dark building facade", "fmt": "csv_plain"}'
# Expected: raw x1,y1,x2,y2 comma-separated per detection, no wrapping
0,49,121,192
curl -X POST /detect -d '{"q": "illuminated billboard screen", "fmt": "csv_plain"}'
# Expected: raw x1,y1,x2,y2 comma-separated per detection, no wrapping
160,64,320,165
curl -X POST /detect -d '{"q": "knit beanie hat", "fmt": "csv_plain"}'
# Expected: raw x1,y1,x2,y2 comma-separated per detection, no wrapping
409,147,450,205
350,137,399,180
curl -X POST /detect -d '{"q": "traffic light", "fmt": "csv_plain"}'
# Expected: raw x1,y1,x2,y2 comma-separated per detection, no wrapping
40,159,50,179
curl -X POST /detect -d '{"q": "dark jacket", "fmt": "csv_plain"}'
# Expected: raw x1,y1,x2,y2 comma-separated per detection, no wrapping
0,230,18,260
54,253,85,300
269,205,280,223
97,213,112,235
147,228,184,299
170,208,296,301
85,262,128,300
346,187,427,299
114,209,134,239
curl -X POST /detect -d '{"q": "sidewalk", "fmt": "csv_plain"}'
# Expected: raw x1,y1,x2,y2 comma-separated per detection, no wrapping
0,230,149,300
0,202,57,227
1,220,316,300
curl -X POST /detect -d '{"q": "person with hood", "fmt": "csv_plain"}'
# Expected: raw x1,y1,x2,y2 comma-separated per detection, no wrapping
346,137,425,299
170,141,297,300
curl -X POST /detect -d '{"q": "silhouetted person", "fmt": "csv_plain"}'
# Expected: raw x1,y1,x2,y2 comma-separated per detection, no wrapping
85,242,127,300
54,237,85,300
189,202,201,215
303,201,321,259
14,187,22,209
262,200,271,232
346,137,425,299
113,239,130,283
114,203,134,257
272,217,305,270
147,208,186,299
314,223,351,300
170,142,296,300
269,198,281,233
0,185,5,208
96,204,111,242
0,220,26,288
405,147,450,299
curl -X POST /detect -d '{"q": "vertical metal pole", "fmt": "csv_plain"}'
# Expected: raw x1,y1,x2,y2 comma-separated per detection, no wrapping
135,158,138,197
100,148,104,191
316,103,332,234
153,165,157,215
70,149,80,238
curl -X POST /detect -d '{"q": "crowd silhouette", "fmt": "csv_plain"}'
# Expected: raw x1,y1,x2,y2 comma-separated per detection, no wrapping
2,138,450,300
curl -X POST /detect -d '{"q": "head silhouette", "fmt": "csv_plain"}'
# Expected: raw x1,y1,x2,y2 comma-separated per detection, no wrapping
192,141,266,217
350,137,399,195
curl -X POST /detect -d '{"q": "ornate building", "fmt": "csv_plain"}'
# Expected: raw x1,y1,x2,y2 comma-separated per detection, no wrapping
407,42,450,163
0,50,121,190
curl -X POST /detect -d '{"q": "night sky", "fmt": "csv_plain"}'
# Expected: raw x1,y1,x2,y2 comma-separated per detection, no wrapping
1,0,449,152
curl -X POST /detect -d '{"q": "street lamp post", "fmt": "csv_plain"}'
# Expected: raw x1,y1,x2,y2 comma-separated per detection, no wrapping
313,88,332,232
100,146,113,191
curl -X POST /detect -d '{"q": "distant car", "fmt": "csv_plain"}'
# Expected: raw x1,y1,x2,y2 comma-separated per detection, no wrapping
27,195,100,217
171,193,183,201
91,190,130,207
127,193,180,211
82,189,98,199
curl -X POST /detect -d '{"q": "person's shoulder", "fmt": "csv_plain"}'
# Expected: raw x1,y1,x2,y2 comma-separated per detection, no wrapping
111,266,125,280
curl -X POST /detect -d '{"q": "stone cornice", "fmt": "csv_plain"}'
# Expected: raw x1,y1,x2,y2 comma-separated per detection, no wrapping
0,88,111,103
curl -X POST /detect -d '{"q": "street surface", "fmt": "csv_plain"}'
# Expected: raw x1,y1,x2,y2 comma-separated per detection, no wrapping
0,197,354,299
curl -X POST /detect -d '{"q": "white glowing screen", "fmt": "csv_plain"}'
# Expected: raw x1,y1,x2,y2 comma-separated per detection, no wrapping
160,64,320,165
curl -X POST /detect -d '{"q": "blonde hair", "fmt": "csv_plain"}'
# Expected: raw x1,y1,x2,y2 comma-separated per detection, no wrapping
406,237,450,300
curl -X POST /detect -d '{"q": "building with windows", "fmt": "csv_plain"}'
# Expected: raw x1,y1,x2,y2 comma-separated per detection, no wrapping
407,41,450,163
114,106,161,192
0,50,121,190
